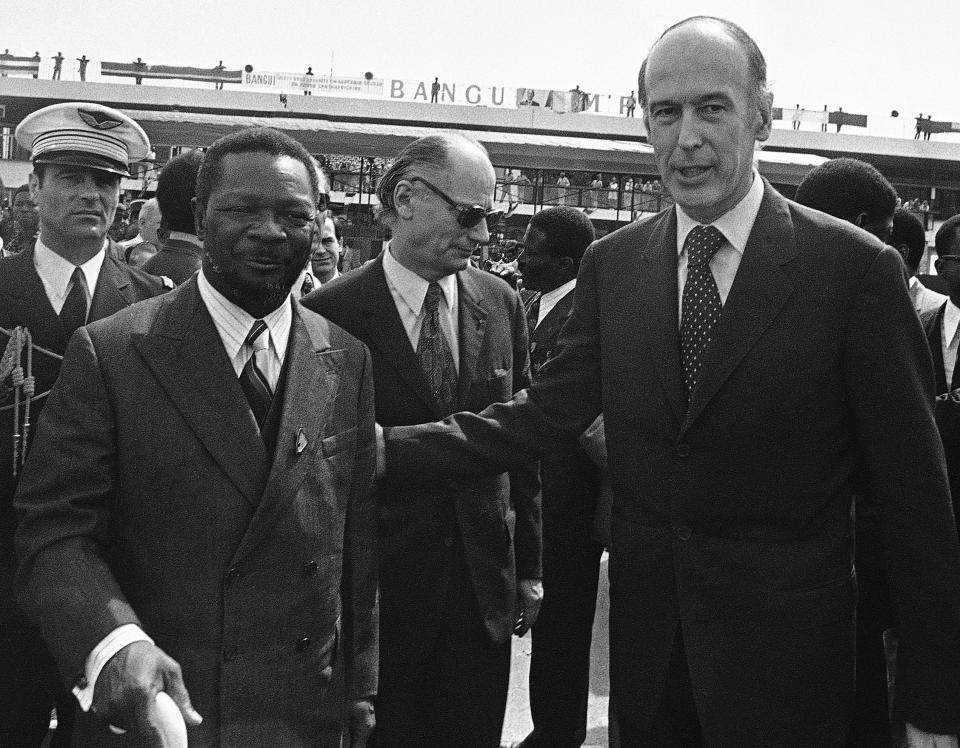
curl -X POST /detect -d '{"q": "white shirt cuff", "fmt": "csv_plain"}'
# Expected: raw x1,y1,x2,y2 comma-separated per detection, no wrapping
73,624,154,711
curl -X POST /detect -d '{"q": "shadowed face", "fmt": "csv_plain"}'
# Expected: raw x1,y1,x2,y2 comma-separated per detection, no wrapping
196,151,315,316
643,21,771,224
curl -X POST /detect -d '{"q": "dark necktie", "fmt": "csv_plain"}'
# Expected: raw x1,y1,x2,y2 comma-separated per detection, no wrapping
300,273,315,296
680,225,725,401
59,266,89,339
525,293,542,334
417,282,458,416
239,319,273,428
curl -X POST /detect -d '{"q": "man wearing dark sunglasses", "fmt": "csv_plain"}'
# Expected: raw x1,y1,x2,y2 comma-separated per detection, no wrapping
302,132,542,748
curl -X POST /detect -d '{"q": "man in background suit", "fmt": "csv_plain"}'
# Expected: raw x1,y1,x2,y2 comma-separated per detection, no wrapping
921,214,960,532
0,102,169,748
142,149,204,284
894,208,946,316
303,133,541,747
509,206,603,748
384,17,960,746
15,127,378,747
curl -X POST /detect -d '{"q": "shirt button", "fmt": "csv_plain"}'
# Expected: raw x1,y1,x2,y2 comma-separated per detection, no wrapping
296,636,312,652
303,559,319,576
443,537,454,548
225,566,240,585
675,526,692,541
676,441,691,458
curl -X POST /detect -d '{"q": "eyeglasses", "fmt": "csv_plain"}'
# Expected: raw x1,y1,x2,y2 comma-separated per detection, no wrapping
410,176,502,230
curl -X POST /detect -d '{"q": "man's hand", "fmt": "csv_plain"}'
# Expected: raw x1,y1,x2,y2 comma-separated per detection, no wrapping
346,698,375,747
514,578,543,637
93,640,202,746
906,723,959,748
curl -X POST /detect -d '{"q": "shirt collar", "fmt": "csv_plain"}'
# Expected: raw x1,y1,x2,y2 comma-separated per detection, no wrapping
34,234,107,300
197,269,293,365
539,278,576,309
167,231,203,247
383,246,457,315
945,298,960,345
675,170,765,256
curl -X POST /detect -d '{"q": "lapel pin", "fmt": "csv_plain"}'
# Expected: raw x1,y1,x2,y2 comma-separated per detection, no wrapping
295,428,308,454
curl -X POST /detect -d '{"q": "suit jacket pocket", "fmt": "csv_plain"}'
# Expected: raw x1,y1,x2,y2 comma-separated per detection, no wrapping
778,571,856,630
322,426,358,457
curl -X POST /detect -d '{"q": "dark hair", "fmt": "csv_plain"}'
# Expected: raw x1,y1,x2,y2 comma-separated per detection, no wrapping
195,127,319,207
794,158,897,224
935,215,960,257
375,133,487,224
638,16,771,114
157,149,202,233
891,208,926,271
528,206,596,266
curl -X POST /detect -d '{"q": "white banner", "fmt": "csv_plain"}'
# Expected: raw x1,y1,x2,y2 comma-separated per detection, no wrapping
242,70,384,97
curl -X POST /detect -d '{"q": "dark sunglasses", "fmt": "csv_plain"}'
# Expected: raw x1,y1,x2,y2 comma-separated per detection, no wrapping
411,176,502,229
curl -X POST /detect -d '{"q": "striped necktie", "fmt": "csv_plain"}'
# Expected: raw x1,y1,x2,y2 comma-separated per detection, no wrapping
239,319,273,428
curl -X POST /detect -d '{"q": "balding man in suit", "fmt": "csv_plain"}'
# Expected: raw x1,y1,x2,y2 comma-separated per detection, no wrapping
383,17,960,746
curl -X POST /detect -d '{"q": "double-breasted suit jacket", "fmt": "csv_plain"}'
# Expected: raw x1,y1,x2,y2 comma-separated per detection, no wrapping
303,257,541,646
14,277,378,747
386,181,960,744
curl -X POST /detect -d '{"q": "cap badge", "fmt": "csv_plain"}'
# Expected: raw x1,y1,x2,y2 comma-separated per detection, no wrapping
78,108,123,130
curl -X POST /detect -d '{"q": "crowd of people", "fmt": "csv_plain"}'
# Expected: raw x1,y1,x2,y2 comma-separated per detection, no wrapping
3,15,960,748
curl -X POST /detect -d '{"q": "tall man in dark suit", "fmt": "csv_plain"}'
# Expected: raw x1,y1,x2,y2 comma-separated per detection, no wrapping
0,102,169,748
302,133,542,748
921,214,960,533
509,206,603,748
142,149,204,284
383,17,960,746
14,127,379,747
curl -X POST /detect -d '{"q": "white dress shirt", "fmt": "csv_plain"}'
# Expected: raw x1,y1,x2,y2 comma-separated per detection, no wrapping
382,247,460,373
33,235,107,315
197,269,291,390
74,271,293,711
675,170,765,320
536,278,576,329
941,298,960,389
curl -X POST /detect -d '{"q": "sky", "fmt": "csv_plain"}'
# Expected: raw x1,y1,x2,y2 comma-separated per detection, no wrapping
5,0,960,140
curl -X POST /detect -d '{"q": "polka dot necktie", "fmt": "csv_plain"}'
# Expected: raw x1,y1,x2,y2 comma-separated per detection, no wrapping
416,282,458,416
680,225,725,401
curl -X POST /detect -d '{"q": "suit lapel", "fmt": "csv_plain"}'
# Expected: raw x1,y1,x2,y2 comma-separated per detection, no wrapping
355,259,441,416
1,249,68,351
682,184,798,432
232,305,338,564
133,279,268,506
636,211,686,423
456,269,487,407
89,245,136,321
925,304,949,393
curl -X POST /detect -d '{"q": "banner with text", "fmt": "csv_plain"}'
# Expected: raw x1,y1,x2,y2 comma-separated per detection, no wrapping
242,70,384,96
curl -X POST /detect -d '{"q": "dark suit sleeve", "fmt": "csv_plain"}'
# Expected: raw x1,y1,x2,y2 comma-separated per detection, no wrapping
341,343,379,699
506,291,542,581
385,243,605,481
843,246,960,732
14,327,140,684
